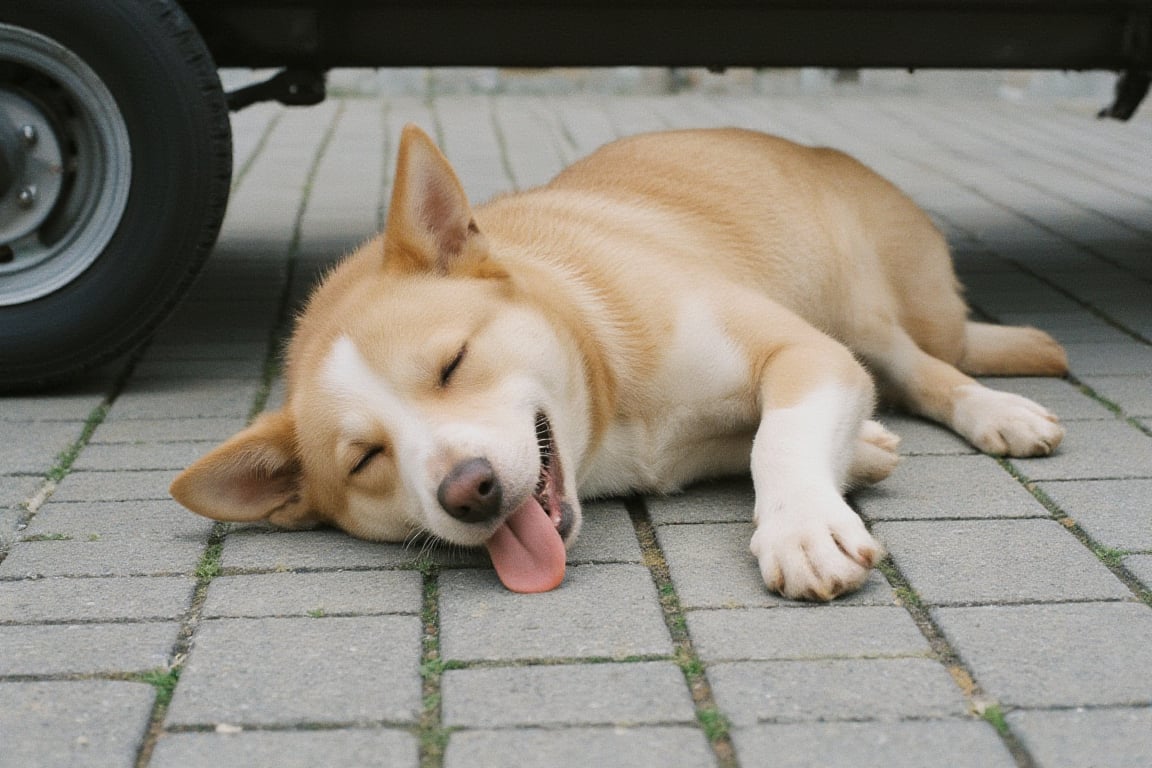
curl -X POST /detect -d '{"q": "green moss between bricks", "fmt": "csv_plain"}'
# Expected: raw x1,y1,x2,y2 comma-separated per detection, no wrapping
195,543,223,580
138,667,182,707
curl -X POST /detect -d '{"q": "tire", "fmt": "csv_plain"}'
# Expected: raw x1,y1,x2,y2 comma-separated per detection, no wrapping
0,0,231,390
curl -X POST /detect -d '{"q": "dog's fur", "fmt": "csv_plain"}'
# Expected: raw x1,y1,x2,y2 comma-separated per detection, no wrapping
172,126,1067,599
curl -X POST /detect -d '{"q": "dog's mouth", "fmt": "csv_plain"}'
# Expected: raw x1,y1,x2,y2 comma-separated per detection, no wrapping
483,412,572,593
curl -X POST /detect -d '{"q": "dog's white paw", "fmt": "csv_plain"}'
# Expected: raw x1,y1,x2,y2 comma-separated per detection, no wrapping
953,385,1064,457
847,419,901,487
750,494,883,601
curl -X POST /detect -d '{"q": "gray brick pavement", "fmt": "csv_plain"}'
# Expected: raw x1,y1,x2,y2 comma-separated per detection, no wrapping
2,80,1151,767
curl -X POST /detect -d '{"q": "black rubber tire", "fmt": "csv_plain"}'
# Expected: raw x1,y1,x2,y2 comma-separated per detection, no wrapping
0,0,231,390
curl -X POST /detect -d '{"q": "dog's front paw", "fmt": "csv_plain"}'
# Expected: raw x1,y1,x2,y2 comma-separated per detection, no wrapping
749,496,883,601
953,385,1064,457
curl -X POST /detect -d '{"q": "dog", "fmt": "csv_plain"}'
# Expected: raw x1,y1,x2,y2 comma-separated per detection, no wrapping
171,125,1067,600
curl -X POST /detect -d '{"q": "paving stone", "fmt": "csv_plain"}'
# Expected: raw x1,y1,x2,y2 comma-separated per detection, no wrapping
657,522,896,610
1011,420,1152,480
91,417,246,444
708,658,967,727
1038,479,1152,550
443,726,716,768
0,539,207,578
686,606,929,662
21,500,211,541
731,720,1016,768
442,661,695,727
50,470,176,502
0,420,83,474
566,500,643,563
1006,707,1152,768
646,477,754,524
933,602,1152,707
1063,342,1152,376
1122,555,1152,589
221,528,419,571
0,474,40,509
976,377,1115,421
874,413,976,455
0,389,105,422
998,311,1133,344
0,500,212,577
439,564,671,661
71,441,219,472
0,681,155,768
150,729,419,768
0,576,194,622
1079,375,1152,417
166,616,422,726
109,378,262,420
855,455,1045,520
0,622,178,675
202,570,422,617
875,519,1130,604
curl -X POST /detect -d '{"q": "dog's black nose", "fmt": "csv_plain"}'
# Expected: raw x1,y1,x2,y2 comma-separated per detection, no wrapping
437,457,503,523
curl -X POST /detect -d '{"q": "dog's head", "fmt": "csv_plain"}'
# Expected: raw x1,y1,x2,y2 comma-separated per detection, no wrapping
171,125,584,592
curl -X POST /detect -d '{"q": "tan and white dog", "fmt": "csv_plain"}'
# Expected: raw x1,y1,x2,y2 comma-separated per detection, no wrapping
171,125,1067,600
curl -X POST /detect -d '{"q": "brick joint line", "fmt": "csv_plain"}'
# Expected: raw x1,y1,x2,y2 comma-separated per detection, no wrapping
874,557,1039,768
625,495,740,768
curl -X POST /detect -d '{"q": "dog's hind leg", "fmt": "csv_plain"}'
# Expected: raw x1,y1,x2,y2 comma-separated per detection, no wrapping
958,321,1068,376
865,328,1065,457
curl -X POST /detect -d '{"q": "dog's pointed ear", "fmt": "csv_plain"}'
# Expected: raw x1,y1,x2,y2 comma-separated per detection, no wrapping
383,123,484,274
170,411,319,530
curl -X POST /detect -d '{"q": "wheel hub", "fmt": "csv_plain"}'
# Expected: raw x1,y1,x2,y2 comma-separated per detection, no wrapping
0,88,65,247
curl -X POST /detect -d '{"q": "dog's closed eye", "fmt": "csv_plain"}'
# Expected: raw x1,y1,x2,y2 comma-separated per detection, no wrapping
439,344,467,387
350,445,386,475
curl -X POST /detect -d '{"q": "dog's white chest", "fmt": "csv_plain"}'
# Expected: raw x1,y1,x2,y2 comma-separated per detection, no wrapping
581,299,757,496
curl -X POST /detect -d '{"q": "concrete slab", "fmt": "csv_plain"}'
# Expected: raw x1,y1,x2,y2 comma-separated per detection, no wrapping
933,602,1152,707
438,564,671,661
49,470,178,502
441,661,695,727
220,528,418,571
873,413,976,456
201,570,423,618
875,519,1131,604
1011,420,1152,480
731,720,1016,768
0,576,194,622
1007,707,1152,768
166,616,422,726
977,377,1115,421
1079,375,1152,417
708,658,968,727
1038,479,1152,550
855,455,1045,520
685,606,929,662
0,681,155,768
150,729,419,768
0,420,83,475
443,726,716,768
0,622,178,675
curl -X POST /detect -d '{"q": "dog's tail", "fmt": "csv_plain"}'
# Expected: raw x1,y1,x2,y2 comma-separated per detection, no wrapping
958,321,1069,377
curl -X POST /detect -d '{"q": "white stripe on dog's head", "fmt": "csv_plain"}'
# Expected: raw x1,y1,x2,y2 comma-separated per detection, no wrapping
320,335,432,498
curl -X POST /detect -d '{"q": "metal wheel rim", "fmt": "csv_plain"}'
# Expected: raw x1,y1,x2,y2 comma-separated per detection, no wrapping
0,23,132,306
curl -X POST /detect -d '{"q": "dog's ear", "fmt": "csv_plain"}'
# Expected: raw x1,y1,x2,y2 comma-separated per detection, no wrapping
170,411,319,529
383,123,489,275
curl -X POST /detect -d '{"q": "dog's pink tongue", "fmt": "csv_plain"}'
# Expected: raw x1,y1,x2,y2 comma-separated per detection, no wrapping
485,498,566,593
